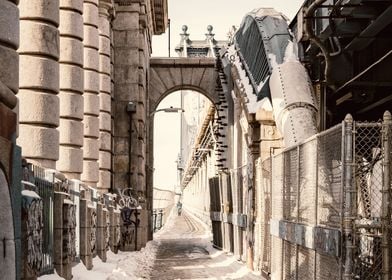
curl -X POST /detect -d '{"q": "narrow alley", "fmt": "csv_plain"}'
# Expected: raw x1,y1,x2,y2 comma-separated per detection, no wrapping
151,211,260,280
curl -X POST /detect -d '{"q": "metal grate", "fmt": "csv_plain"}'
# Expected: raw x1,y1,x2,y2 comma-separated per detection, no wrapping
33,165,54,276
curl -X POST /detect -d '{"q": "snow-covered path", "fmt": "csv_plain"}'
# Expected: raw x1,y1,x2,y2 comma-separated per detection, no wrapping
150,210,261,280
39,209,260,280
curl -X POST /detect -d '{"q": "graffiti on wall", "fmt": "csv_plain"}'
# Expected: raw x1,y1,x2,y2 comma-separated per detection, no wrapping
90,209,97,254
117,188,141,249
22,191,44,274
63,202,76,262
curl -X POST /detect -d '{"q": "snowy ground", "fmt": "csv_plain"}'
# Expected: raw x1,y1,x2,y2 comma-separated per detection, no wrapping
39,208,260,280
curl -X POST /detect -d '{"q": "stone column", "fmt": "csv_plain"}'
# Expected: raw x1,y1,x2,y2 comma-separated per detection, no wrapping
82,0,100,187
96,201,109,262
53,192,76,279
18,0,60,169
58,0,85,179
98,0,113,192
108,202,121,253
79,191,96,270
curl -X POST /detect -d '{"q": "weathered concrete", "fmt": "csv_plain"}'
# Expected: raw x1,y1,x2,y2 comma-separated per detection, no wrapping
58,0,85,179
18,0,60,169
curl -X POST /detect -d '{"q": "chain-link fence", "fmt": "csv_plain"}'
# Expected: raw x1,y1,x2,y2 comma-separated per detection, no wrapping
266,112,392,280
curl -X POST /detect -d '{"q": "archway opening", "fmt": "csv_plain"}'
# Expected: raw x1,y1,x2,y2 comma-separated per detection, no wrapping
152,89,212,234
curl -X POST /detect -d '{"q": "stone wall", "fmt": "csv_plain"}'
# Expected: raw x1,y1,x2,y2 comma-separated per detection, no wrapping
0,0,20,278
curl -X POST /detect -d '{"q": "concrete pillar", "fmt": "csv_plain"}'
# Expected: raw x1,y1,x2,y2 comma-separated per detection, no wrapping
82,0,100,187
58,0,84,179
108,203,121,253
96,201,109,262
98,0,113,192
0,2,19,277
79,191,96,270
112,2,148,191
18,0,60,169
53,192,76,279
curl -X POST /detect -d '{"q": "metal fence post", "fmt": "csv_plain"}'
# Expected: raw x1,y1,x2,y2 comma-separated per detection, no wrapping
343,114,355,280
381,111,391,280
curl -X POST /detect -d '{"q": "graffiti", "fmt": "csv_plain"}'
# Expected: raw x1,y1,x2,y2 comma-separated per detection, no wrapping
22,193,43,274
121,207,140,248
118,188,139,208
90,209,97,254
105,211,110,251
63,203,76,262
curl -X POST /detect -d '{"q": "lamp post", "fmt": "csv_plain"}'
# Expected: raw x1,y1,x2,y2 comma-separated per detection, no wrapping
150,106,184,116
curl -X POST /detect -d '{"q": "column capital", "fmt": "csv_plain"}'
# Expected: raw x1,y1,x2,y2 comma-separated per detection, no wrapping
99,0,114,17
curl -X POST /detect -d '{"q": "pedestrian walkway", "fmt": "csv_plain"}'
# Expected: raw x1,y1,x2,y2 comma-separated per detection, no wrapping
150,210,261,280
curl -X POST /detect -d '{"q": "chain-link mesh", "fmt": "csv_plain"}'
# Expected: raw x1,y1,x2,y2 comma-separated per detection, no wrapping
352,123,384,280
260,158,272,274
317,125,343,228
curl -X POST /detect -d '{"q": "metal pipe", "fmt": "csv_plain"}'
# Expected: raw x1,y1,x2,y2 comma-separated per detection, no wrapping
304,0,333,86
381,111,391,280
343,114,354,280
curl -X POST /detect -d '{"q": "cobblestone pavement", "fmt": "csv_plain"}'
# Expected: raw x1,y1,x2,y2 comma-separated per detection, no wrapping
150,210,262,280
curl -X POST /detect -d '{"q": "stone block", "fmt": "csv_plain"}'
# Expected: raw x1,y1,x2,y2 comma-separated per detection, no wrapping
113,154,129,173
99,35,111,56
84,24,99,49
113,30,139,48
83,137,99,159
82,160,99,182
19,55,59,93
60,64,84,93
0,0,19,49
59,118,84,146
113,172,128,189
83,1,99,27
53,192,76,279
18,90,59,126
114,48,139,66
99,54,111,75
99,150,111,169
98,17,110,38
113,83,137,101
83,115,100,137
100,91,111,112
79,199,96,270
59,9,83,40
0,45,19,93
99,111,111,131
84,69,99,93
84,47,99,70
112,11,139,30
84,92,100,115
99,73,111,94
99,131,111,151
60,37,84,66
96,204,109,262
59,91,84,119
60,0,83,13
19,0,60,26
57,146,83,173
98,170,111,189
18,124,59,161
109,207,121,253
19,21,59,59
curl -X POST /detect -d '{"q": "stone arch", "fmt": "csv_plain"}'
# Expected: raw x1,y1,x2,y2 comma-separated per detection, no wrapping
0,166,16,278
149,57,219,115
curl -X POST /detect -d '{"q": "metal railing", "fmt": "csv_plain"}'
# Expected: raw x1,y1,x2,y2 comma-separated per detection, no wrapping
32,165,54,276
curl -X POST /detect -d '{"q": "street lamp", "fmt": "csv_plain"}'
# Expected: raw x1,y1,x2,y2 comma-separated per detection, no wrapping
150,106,184,116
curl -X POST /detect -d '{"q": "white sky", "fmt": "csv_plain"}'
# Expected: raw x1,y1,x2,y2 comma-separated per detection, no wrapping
152,0,305,190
